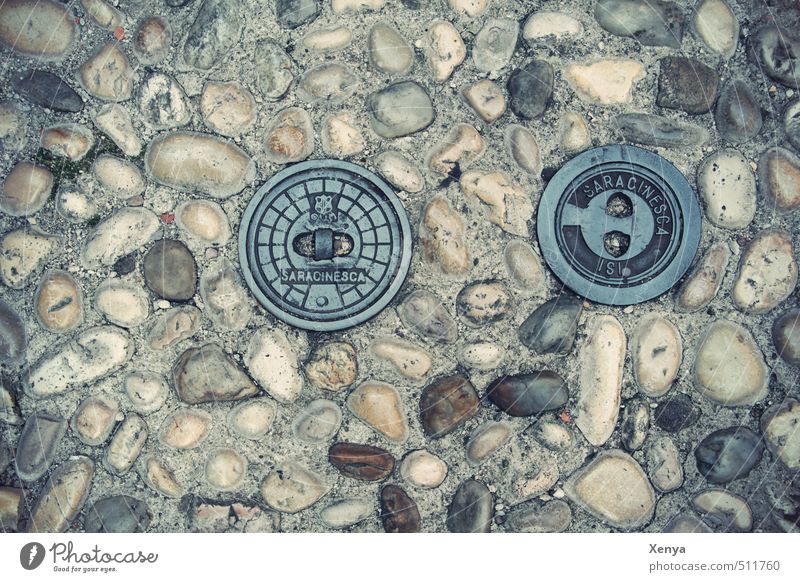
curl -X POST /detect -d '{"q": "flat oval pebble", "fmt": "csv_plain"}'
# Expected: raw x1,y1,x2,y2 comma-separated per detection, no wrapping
380,484,421,533
0,101,27,153
0,0,77,59
519,295,582,354
446,479,492,533
416,21,465,82
134,16,171,65
263,107,315,164
41,124,93,161
694,0,738,58
81,208,159,269
504,240,545,293
304,26,353,52
615,113,710,148
200,81,256,137
123,371,167,414
507,60,553,119
228,399,276,440
486,371,568,417
160,408,212,449
785,100,800,151
759,147,800,213
631,315,682,397
81,0,123,30
732,229,797,314
523,11,583,43
368,22,413,74
773,309,800,366
328,442,395,481
77,43,135,102
418,198,471,275
71,395,118,446
205,448,247,491
143,239,197,302
0,162,52,217
292,399,342,443
697,149,757,229
595,0,683,48
399,450,447,489
419,374,479,437
199,258,251,330
620,399,650,452
559,112,592,153
245,329,302,403
146,305,201,350
183,0,240,70
260,461,329,514
564,449,655,530
0,227,59,289
761,398,800,470
692,489,752,531
397,289,458,343
530,420,575,451
464,80,506,123
28,456,94,533
145,132,255,198
662,513,713,533
94,280,150,328
175,200,231,245
369,337,432,381
695,426,764,484
93,155,145,198
34,270,82,332
347,381,408,443
647,436,683,492
674,241,731,312
716,79,763,144
84,496,151,534
104,414,148,476
565,59,645,105
473,18,518,73
93,104,142,157
456,280,512,326
466,421,512,466
0,299,26,364
140,455,183,498
320,498,374,529
505,500,572,533
254,40,294,100
367,81,435,139
458,341,504,371
374,151,424,193
505,124,542,176
13,69,83,112
332,0,385,12
173,343,258,404
16,411,67,481
297,62,358,104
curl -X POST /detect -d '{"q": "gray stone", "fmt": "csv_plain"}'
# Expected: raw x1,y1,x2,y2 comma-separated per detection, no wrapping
653,394,700,433
615,113,710,148
254,40,294,101
276,0,320,29
446,479,492,533
367,81,435,139
397,289,458,343
137,73,191,129
518,295,582,354
183,0,241,70
785,99,800,151
656,56,720,114
486,371,568,417
749,26,800,88
12,69,83,112
0,298,26,365
695,426,764,484
104,414,148,476
715,80,763,143
507,60,553,119
473,19,518,73
15,411,67,481
143,240,197,301
773,308,800,366
505,500,572,533
595,0,683,48
84,496,152,533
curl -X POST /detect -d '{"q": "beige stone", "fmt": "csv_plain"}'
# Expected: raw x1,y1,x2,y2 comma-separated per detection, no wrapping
0,162,53,217
374,151,424,193
559,111,591,153
523,11,584,42
77,43,135,102
447,0,490,17
400,450,447,488
94,280,150,328
200,81,257,137
332,0,385,12
0,0,77,60
140,455,183,498
123,371,167,414
260,462,329,514
368,22,413,74
104,414,147,476
675,241,732,312
369,337,432,382
28,457,94,533
504,124,542,175
228,399,276,440
347,381,408,443
631,315,682,397
71,395,118,446
733,229,797,314
460,170,533,236
416,21,466,82
160,408,212,449
81,0,124,30
34,270,83,332
246,329,303,403
303,27,353,52
0,227,59,289
419,197,471,275
205,448,247,491
175,200,231,245
427,123,485,176
321,111,365,158
694,0,738,59
463,80,506,123
504,240,546,294
81,208,159,269
304,341,358,391
42,124,94,161
264,107,315,164
692,489,752,531
761,398,800,470
458,341,504,370
93,104,142,156
466,421,512,466
565,59,645,105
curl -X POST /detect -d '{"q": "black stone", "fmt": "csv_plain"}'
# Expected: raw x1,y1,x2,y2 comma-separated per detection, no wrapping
653,394,699,433
113,253,137,277
507,60,553,119
12,70,83,113
401,0,422,8
715,80,763,143
275,0,320,29
486,371,568,417
380,485,421,533
84,496,152,533
695,426,764,484
447,479,493,533
656,56,720,114
518,295,582,354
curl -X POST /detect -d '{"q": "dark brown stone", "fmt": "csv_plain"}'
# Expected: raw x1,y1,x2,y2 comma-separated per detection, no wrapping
328,442,395,481
486,371,568,417
419,374,480,438
172,343,258,404
142,239,197,301
380,484,421,533
656,56,720,114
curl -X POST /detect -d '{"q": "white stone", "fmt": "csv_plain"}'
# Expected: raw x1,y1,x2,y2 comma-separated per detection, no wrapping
523,11,584,42
0,227,59,289
245,329,303,403
93,104,142,156
373,151,424,193
697,150,757,229
368,337,432,381
94,280,150,328
631,315,682,397
416,21,466,82
692,489,752,531
400,450,447,489
81,208,159,269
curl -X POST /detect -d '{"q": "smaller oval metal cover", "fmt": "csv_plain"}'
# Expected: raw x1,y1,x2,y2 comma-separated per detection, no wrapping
537,145,701,305
239,160,412,331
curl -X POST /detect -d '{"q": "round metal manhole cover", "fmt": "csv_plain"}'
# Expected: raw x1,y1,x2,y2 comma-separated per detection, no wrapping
537,145,702,306
239,159,412,331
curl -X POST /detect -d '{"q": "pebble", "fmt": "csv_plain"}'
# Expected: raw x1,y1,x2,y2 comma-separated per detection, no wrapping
419,374,479,437
145,131,256,198
416,21,466,82
0,380,20,425
254,40,294,101
694,320,768,406
275,0,319,28
427,123,485,177
160,408,212,449
82,208,159,269
473,19,518,73
773,309,800,366
732,229,797,314
575,315,625,446
27,456,94,533
205,448,247,491
16,411,67,481
93,155,144,198
33,269,82,333
380,484,421,533
77,43,135,102
692,489,752,531
0,298,26,364
0,487,21,531
559,112,592,153
446,479,492,533
321,111,365,158
631,315,682,397
759,147,800,213
466,421,512,466
292,399,342,443
399,450,447,488
332,0,385,12
749,26,800,88
695,426,764,484
674,241,731,312
487,371,568,417
518,295,582,354
173,343,258,404
245,329,303,403
0,0,77,59
260,461,329,513
397,289,459,343
564,59,645,105
304,26,353,52
81,0,123,30
615,113,710,148
505,500,572,533
199,81,256,137
146,305,201,350
505,124,542,176
263,107,315,164
41,124,94,161
0,162,52,217
320,498,374,529
175,200,231,246
530,420,575,451
134,16,171,65
785,100,800,151
458,341,504,371
374,151,424,193
507,60,553,119
766,476,800,533
183,0,241,70
297,62,358,104
504,240,545,293
715,80,763,143
199,258,251,330
329,442,395,481
84,496,151,534
137,73,191,129
93,104,142,156
123,371,167,414
418,197,470,275
12,69,83,112
463,80,506,123
369,337,432,382
366,81,435,139
447,0,489,17
565,449,655,529
304,341,358,391
654,394,700,433
25,326,133,398
368,22,413,75
140,455,183,498
228,399,276,440
56,184,98,224
71,395,118,446
620,399,650,451
647,436,683,492
594,0,683,48
0,227,60,289
104,414,148,476
455,280,512,326
694,0,738,58
523,11,583,43
761,398,800,470
697,149,757,229
662,513,712,533
460,171,532,236
0,101,27,153
657,56,720,114
347,381,408,443
94,280,149,329
193,501,280,533
143,239,197,301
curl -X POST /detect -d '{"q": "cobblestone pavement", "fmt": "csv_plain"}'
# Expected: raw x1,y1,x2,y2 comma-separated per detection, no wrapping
1,0,800,533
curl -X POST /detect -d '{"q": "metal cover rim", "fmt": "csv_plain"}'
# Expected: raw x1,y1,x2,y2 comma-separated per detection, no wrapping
536,144,702,306
239,159,412,331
